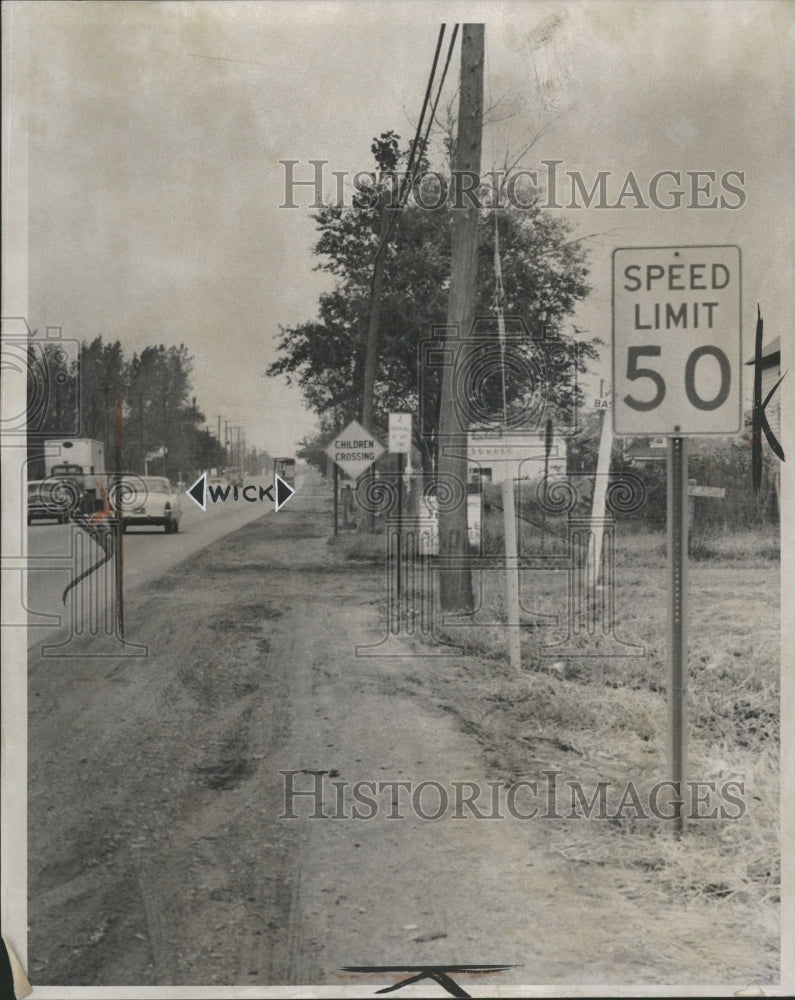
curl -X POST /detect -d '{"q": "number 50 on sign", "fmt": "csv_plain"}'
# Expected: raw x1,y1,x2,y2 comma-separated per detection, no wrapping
612,245,741,436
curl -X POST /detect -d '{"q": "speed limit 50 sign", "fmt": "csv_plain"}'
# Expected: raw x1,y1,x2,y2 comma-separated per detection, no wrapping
612,245,741,435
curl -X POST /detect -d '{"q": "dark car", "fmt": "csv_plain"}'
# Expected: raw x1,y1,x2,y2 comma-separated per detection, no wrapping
27,480,69,525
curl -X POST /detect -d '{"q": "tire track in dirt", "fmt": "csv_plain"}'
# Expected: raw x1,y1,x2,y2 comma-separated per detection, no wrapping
28,509,321,984
28,484,777,987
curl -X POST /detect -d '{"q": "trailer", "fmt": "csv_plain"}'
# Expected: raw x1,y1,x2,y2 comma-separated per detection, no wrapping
44,438,105,479
41,438,107,516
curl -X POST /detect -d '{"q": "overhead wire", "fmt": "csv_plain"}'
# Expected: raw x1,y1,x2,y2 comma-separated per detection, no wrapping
404,23,459,209
376,23,460,262
372,24,447,272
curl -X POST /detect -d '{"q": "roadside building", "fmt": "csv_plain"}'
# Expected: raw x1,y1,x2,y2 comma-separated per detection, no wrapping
467,428,567,485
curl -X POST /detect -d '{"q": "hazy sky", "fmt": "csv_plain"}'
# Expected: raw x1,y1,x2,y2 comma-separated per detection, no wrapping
10,0,793,455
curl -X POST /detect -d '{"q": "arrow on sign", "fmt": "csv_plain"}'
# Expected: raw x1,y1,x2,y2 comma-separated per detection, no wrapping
186,471,295,511
187,472,206,511
274,473,295,512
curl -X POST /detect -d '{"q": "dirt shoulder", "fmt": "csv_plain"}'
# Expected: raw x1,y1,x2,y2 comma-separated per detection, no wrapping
28,491,778,990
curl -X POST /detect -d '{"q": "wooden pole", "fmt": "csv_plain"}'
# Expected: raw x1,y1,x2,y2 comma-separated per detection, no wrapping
333,463,339,536
502,469,521,672
114,395,124,640
587,406,613,587
541,418,553,555
437,23,484,613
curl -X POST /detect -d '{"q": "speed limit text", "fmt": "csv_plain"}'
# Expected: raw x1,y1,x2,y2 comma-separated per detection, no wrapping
623,262,732,330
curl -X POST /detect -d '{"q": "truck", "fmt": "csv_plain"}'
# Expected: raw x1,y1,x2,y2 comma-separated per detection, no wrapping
223,466,244,487
31,438,107,520
44,438,105,480
273,457,296,483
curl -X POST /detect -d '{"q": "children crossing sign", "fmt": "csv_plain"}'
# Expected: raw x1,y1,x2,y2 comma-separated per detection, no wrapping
325,420,385,480
612,245,742,436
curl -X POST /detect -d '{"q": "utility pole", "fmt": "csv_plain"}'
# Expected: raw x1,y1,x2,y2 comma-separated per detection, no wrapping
437,23,484,612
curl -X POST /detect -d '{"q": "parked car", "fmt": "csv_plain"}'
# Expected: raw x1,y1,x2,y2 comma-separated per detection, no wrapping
206,475,229,494
117,476,182,533
27,479,69,525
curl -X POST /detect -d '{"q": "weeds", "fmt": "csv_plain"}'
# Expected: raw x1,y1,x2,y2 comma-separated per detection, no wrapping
417,527,779,928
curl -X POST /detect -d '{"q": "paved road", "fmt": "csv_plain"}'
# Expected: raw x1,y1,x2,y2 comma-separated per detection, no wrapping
24,471,321,651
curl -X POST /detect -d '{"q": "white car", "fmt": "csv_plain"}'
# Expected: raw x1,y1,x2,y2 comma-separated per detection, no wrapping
119,476,182,533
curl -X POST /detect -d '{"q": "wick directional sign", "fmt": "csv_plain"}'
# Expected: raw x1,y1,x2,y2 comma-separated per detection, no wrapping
612,245,741,436
186,472,295,512
325,419,385,479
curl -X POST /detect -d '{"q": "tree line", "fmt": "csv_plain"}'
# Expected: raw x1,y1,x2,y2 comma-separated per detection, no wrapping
268,131,597,474
27,337,232,480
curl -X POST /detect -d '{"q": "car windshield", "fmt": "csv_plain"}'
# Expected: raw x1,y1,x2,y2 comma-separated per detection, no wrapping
122,479,170,495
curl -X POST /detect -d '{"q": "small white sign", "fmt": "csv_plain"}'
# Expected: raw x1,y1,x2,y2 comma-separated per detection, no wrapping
420,495,439,556
419,493,481,554
389,412,412,453
467,493,482,547
688,485,726,498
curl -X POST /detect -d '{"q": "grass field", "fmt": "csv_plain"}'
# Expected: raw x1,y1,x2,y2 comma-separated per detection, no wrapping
329,510,780,970
432,517,779,933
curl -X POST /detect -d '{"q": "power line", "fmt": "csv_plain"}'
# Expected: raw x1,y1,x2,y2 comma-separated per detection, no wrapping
361,24,461,434
372,24,453,271
413,24,459,200
361,23,454,433
395,25,446,208
382,24,460,251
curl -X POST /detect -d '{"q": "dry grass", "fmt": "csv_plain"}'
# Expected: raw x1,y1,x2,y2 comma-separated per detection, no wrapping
423,526,779,927
324,514,779,930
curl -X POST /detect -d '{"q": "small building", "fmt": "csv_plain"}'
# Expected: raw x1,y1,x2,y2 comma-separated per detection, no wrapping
467,428,567,485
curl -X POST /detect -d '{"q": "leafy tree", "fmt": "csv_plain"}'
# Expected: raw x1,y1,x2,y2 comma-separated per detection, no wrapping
268,133,595,470
125,343,196,477
79,336,125,449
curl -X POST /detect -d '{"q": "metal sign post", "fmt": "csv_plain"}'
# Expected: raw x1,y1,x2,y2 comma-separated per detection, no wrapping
667,436,689,833
502,466,522,674
389,413,412,617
